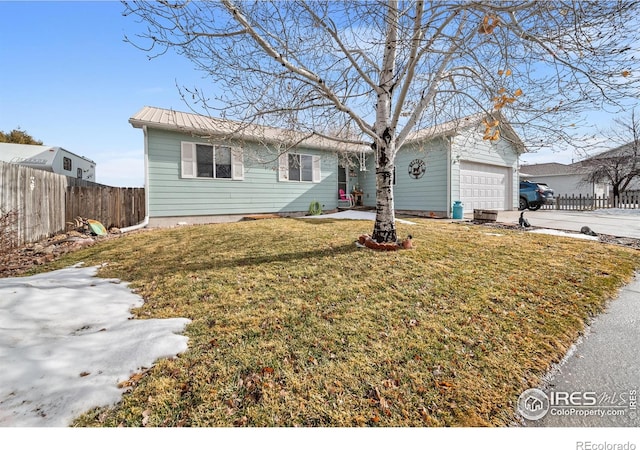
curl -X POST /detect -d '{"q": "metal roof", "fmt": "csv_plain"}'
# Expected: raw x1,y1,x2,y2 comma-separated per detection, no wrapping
129,106,369,153
405,110,527,153
129,106,526,154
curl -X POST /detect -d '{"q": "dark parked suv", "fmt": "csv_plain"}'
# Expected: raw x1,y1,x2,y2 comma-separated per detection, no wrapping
519,181,555,211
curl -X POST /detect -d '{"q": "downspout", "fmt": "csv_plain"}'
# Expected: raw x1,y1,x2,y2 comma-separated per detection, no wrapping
121,125,150,233
446,135,452,218
515,154,520,210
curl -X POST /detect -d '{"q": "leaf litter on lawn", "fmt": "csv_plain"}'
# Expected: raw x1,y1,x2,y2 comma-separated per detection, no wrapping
38,217,640,427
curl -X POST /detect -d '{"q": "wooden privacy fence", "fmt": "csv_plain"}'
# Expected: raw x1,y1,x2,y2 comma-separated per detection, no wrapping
541,193,640,210
0,161,145,247
65,186,145,230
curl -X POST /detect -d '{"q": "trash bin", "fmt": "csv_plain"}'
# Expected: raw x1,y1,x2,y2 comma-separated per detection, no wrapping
452,201,464,219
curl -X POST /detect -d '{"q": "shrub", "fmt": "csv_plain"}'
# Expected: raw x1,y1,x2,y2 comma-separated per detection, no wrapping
0,208,19,251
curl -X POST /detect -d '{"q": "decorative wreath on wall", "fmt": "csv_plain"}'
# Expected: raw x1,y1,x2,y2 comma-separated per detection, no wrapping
308,201,322,215
408,158,426,179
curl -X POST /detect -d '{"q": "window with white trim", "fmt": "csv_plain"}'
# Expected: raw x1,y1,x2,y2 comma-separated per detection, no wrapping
278,152,321,182
181,142,243,180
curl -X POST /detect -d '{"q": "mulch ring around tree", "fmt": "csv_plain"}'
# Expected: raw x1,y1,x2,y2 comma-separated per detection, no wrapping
356,234,414,251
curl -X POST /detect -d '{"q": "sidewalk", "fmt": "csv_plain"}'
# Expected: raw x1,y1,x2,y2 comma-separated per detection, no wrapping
523,273,640,427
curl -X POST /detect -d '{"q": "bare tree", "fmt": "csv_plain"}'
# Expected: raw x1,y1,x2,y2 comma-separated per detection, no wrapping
580,109,640,206
123,0,639,243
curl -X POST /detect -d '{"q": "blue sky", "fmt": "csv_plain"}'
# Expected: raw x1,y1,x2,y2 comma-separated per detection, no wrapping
0,0,205,186
0,1,635,187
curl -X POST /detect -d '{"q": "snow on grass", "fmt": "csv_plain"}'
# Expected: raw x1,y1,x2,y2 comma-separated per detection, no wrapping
527,229,599,240
0,264,190,427
586,208,640,216
304,210,417,224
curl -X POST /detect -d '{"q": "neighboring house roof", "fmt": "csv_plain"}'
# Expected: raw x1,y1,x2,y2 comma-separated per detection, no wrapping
0,143,96,168
130,106,526,155
522,141,640,177
586,141,638,160
519,162,589,177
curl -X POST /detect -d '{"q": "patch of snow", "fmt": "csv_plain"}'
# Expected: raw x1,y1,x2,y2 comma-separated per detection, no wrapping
0,264,190,427
585,208,640,216
527,229,599,240
305,210,416,225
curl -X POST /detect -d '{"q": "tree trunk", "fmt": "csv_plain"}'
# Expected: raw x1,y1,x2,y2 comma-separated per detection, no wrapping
372,138,397,243
613,184,620,207
371,1,398,244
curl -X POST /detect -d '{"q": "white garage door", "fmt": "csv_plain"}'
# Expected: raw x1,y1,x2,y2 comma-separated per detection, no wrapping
460,162,510,212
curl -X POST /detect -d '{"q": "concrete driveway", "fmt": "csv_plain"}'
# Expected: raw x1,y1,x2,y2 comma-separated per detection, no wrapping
475,209,640,239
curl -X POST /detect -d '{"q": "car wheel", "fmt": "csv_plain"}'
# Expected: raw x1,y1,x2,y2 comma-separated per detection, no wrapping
528,203,541,211
519,197,528,211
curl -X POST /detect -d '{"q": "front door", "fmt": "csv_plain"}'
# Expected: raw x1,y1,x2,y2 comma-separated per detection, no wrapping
338,165,348,198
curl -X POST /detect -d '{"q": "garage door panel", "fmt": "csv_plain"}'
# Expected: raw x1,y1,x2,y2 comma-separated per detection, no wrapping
459,162,510,212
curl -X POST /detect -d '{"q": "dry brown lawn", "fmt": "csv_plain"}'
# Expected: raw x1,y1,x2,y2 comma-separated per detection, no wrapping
39,217,640,427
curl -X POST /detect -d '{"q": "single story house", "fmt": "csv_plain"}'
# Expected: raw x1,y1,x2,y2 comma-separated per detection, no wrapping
0,143,96,181
520,140,640,198
580,142,640,192
519,162,606,197
129,106,525,227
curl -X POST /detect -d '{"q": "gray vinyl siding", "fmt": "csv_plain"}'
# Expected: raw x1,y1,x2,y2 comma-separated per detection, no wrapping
358,138,449,212
146,128,338,217
450,125,520,210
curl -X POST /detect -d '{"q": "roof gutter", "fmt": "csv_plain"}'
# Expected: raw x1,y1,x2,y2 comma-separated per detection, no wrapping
121,125,150,233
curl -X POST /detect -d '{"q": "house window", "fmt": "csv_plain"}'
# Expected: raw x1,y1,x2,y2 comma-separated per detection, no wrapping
181,142,243,180
63,157,72,171
196,144,231,179
279,152,321,182
289,154,315,182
